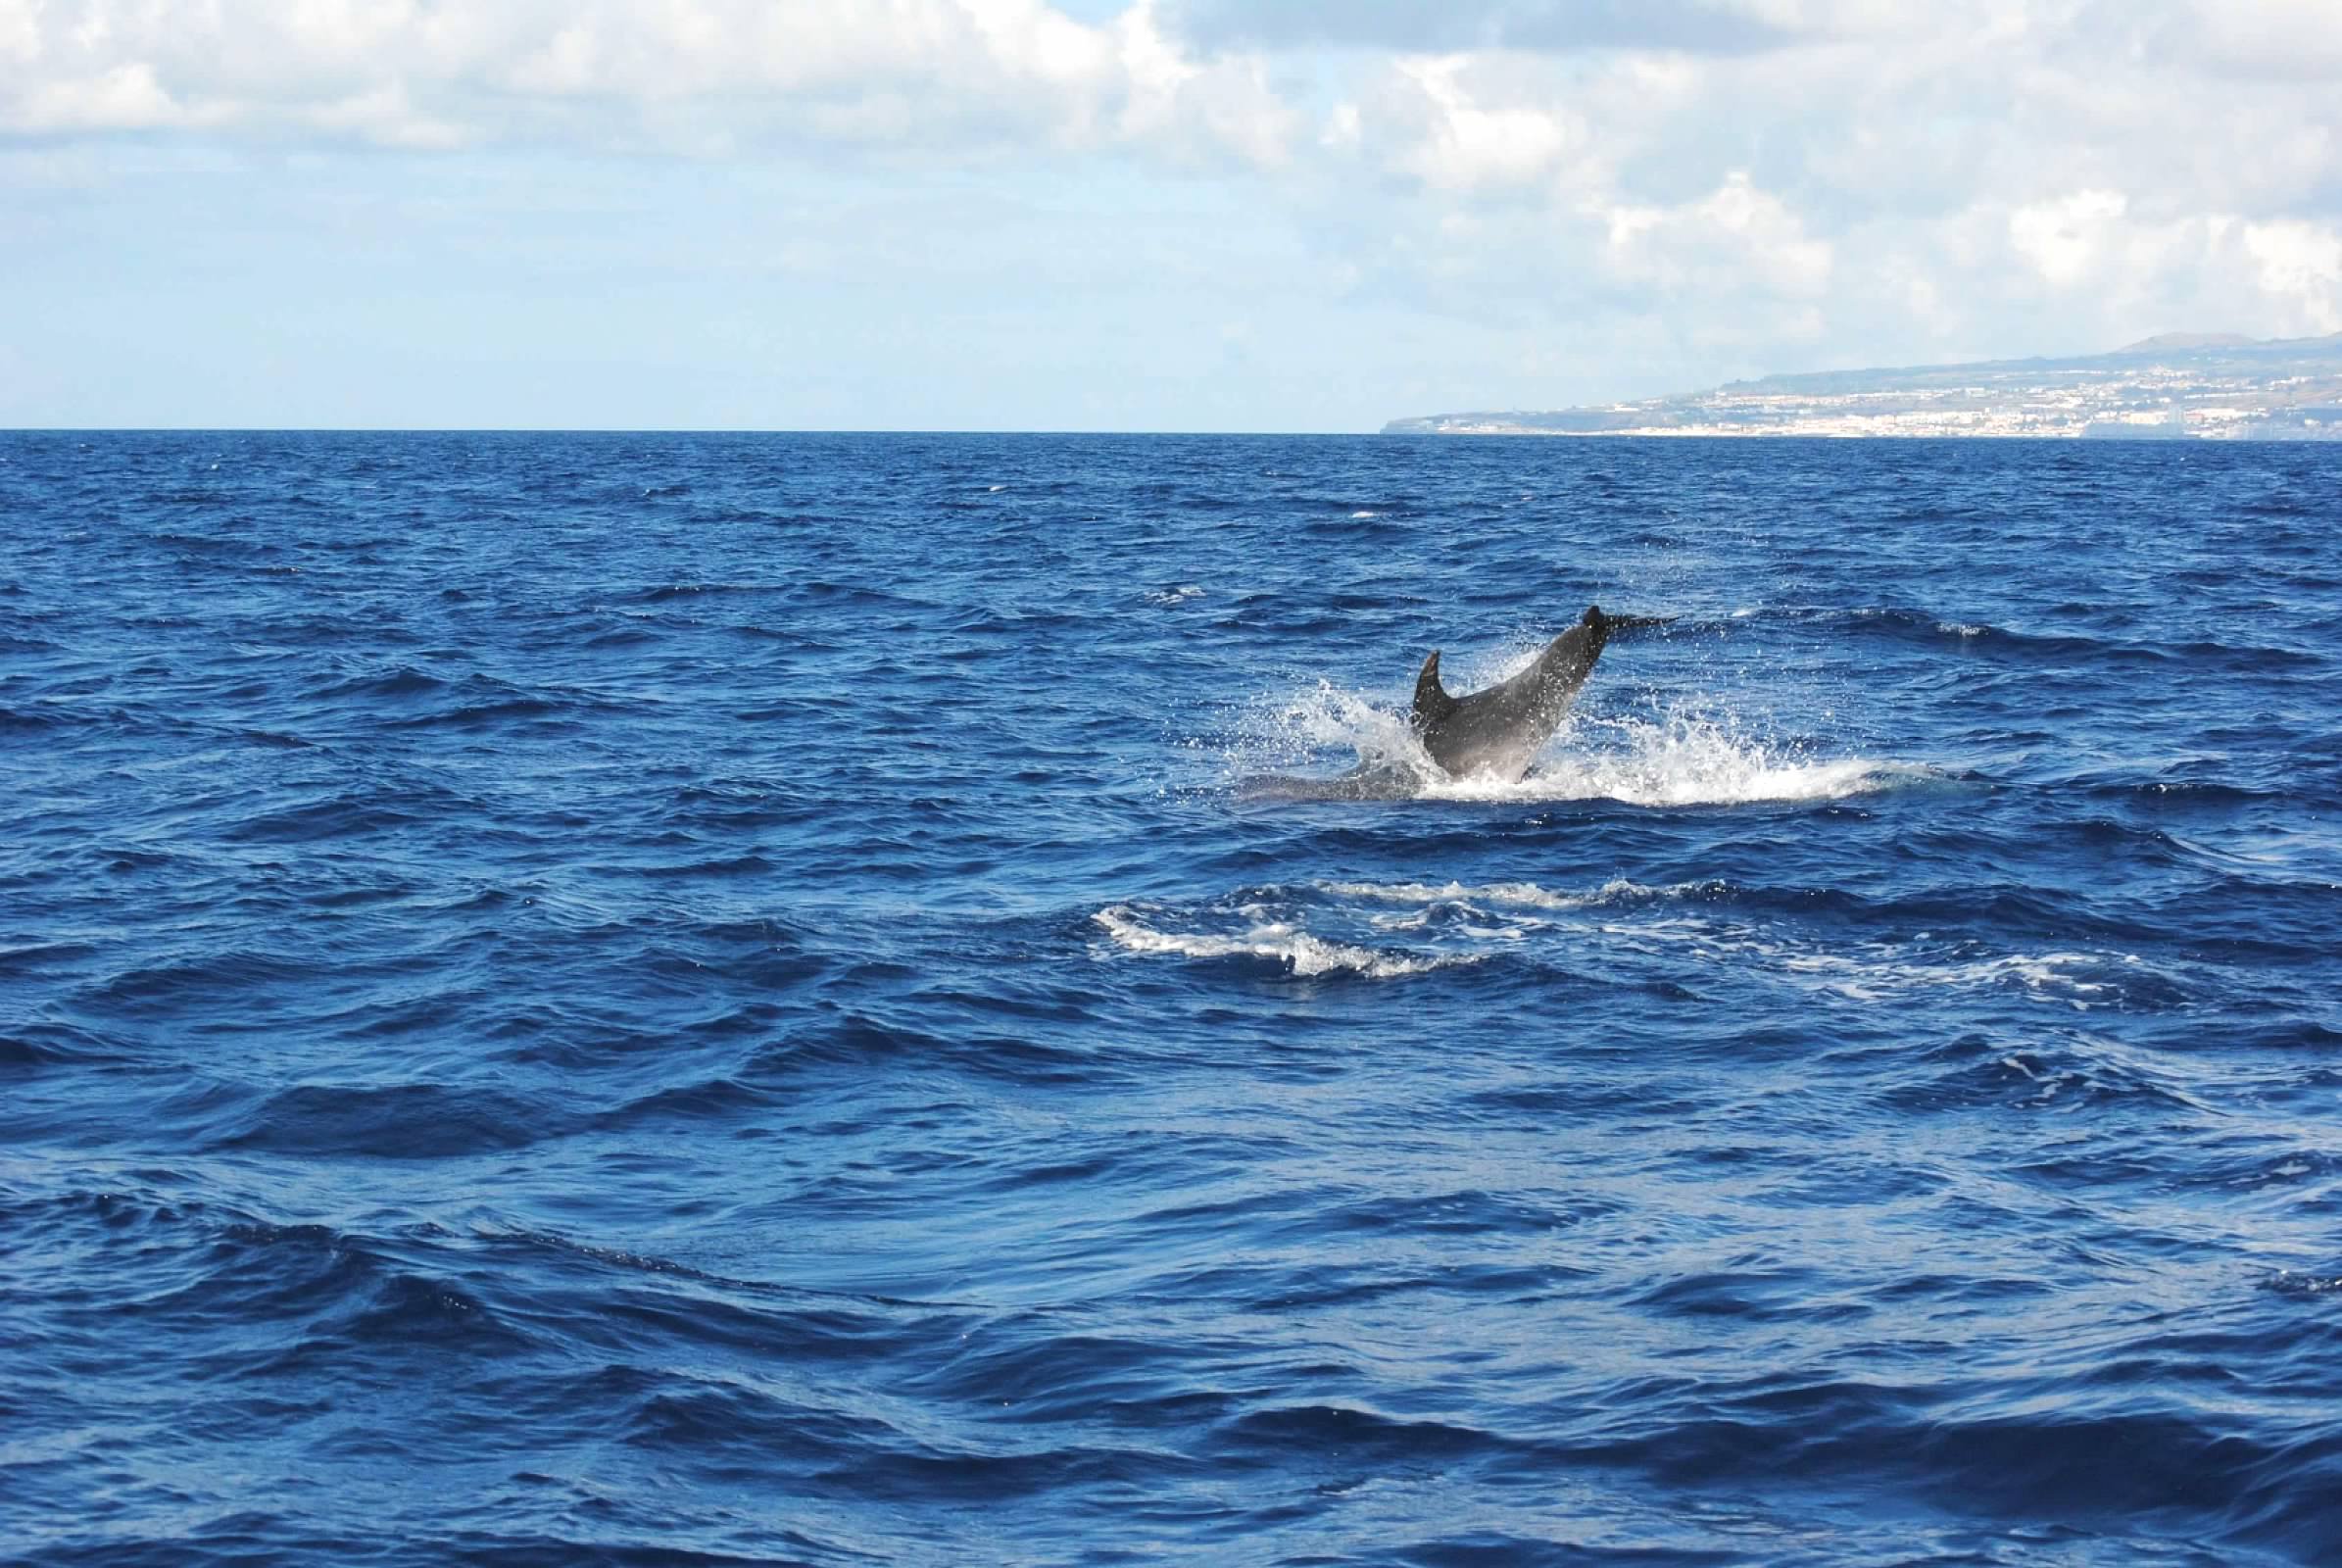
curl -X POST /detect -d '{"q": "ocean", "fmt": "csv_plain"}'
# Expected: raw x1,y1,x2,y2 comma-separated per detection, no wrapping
3,430,2339,1565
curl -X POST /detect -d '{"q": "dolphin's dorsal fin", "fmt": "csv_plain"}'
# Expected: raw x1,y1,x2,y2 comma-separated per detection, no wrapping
1412,650,1456,728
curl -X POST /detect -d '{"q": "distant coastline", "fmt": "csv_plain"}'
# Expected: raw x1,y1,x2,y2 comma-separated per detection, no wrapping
1385,331,2342,439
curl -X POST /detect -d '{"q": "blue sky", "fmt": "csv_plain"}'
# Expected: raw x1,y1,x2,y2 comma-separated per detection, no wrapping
5,0,2340,430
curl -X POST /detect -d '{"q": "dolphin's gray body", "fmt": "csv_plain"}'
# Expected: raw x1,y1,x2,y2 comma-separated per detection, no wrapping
1412,605,1664,782
1238,605,1668,800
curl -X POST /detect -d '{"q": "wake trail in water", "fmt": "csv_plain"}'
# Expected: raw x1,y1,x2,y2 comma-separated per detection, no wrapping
1091,877,2179,1005
1090,904,1465,979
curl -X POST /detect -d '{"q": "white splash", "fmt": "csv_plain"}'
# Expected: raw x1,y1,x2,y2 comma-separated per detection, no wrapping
1444,712,1903,806
1778,948,2121,1005
1616,921,2140,1009
1248,677,1426,770
1318,877,1677,910
1092,905,1465,979
1226,676,1916,807
1092,878,2165,1010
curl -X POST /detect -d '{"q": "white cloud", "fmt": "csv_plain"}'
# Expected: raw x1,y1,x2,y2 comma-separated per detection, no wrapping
2008,188,2129,287
5,0,2340,422
0,0,1293,162
1388,56,1573,190
1158,0,1801,56
1111,4,1296,165
2164,0,2342,81
1307,0,2342,370
304,82,466,153
2242,219,2342,331
12,60,181,131
1601,172,1832,300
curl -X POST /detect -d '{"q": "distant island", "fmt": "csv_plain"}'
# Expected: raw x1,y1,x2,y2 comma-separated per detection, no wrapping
1385,331,2342,439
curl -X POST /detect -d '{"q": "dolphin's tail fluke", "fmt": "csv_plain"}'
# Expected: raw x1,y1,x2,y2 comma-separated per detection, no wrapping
1594,612,1675,635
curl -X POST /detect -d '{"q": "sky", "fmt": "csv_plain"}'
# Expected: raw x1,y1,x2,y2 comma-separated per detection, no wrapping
4,0,2341,431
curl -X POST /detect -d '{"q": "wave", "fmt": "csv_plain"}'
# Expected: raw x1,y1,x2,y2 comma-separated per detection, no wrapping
1091,903,1465,979
1089,878,2180,1011
1595,917,2174,1011
13,432,2342,1568
216,1081,566,1156
1318,876,1690,911
1768,604,2335,673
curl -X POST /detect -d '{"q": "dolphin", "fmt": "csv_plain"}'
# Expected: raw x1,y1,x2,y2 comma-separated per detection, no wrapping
1412,605,1669,781
1237,605,1670,800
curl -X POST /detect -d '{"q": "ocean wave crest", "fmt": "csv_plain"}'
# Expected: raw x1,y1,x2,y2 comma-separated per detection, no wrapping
1091,904,1467,979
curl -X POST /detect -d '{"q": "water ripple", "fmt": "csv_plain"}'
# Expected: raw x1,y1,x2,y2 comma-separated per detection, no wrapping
4,432,2340,1566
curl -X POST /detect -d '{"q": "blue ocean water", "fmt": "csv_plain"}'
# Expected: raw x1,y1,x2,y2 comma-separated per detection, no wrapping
3,430,2340,1566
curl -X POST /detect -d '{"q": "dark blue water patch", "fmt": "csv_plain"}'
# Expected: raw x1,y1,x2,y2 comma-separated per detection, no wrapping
5,432,2342,1566
213,1082,568,1157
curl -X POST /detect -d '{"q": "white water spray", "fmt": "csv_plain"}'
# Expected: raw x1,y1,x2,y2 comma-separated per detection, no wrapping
1223,674,1920,807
